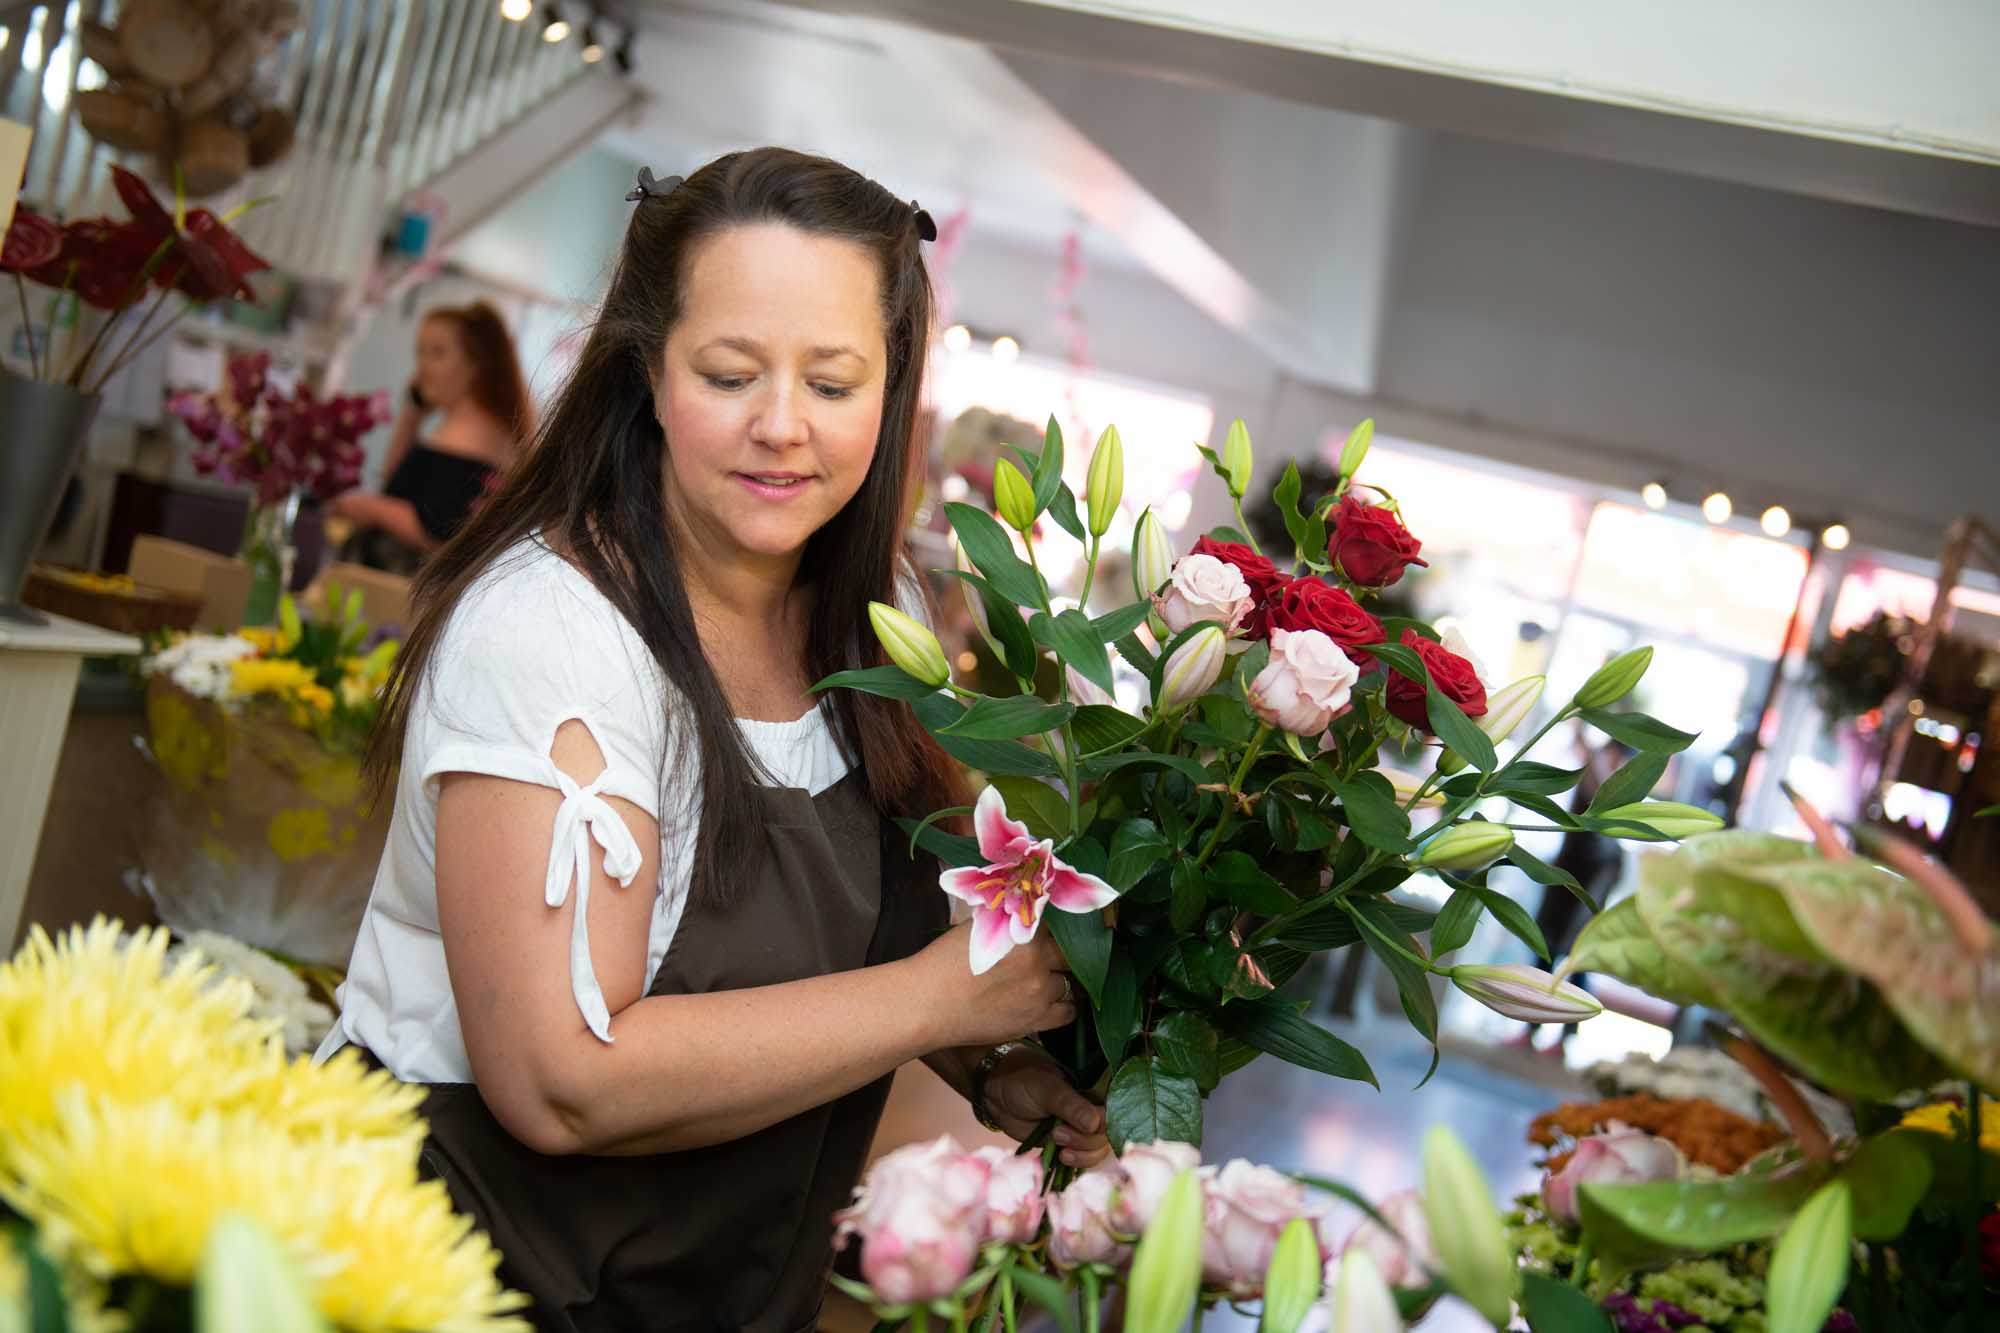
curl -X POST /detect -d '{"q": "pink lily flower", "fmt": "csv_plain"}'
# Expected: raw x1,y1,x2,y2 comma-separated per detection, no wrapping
940,785,1118,974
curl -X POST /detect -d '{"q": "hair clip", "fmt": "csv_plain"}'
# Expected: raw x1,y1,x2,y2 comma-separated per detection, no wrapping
626,166,684,203
910,200,937,243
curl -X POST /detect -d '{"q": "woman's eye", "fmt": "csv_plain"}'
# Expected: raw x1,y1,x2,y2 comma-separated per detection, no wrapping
811,382,854,400
703,374,750,391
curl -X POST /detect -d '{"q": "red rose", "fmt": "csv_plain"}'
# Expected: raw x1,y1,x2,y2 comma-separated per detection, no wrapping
1265,577,1385,671
1329,495,1427,588
1191,536,1286,637
1385,629,1487,730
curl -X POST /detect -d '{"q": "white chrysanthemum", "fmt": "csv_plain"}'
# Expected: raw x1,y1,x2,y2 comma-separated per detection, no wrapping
143,635,259,701
172,932,335,1055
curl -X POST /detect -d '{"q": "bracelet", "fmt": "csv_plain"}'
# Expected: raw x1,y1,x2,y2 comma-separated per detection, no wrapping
969,1043,1018,1133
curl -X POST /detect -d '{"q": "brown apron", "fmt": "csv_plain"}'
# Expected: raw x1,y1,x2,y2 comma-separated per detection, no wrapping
371,772,945,1333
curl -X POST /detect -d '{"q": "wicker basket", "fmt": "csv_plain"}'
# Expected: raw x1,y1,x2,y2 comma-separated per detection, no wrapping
23,565,202,636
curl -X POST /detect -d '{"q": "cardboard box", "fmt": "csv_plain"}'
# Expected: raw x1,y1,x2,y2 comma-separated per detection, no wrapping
127,536,251,631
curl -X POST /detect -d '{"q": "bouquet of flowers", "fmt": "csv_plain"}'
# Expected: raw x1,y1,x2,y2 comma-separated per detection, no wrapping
0,919,527,1331
169,350,391,506
134,592,397,966
0,166,268,392
834,418,1708,1154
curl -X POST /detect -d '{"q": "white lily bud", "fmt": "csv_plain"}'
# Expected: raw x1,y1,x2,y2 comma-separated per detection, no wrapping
1450,963,1603,1024
1132,509,1176,602
867,601,949,688
1478,675,1545,744
1157,626,1226,712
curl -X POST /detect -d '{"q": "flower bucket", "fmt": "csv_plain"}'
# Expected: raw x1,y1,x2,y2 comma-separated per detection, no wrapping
134,676,388,966
0,370,100,624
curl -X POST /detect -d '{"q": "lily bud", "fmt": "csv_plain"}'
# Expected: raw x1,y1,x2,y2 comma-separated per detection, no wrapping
1765,1179,1852,1333
1575,646,1653,709
1451,963,1603,1024
867,601,949,688
1597,801,1726,840
1326,1247,1404,1333
1157,626,1226,712
1478,675,1545,744
1222,418,1253,498
1125,1171,1205,1333
1381,766,1446,809
1337,419,1375,481
197,1214,327,1333
1086,424,1125,538
1260,1218,1326,1333
1420,1127,1514,1328
1416,822,1514,871
1132,509,1177,602
993,458,1037,532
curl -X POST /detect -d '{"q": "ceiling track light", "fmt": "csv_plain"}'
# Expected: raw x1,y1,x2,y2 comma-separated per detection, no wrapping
542,5,571,43
580,18,604,62
1701,491,1733,525
499,0,532,22
1821,522,1851,552
1640,480,1667,510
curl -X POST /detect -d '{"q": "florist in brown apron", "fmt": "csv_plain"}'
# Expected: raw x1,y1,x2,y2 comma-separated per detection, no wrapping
319,149,1108,1333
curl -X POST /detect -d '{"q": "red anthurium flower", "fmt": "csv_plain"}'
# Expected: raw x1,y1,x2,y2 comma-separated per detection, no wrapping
108,165,268,303
1,211,63,272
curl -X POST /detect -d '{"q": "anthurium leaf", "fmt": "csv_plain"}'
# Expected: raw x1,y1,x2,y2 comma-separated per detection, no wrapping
1577,1162,1831,1279
1106,1055,1202,1152
1070,704,1146,756
1106,818,1171,890
1577,708,1699,754
1638,854,1949,1100
985,776,1070,841
913,694,1061,777
1882,1124,2000,1209
939,694,1075,741
944,501,1044,608
1032,608,1115,695
1757,856,2000,1092
1152,1010,1222,1093
1211,995,1377,1088
1557,894,1715,1005
1046,906,1111,1009
1587,752,1669,814
1521,1272,1615,1333
809,664,937,700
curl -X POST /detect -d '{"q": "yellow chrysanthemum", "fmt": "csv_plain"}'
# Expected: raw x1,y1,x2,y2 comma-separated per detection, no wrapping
230,658,316,697
267,806,337,862
237,626,282,655
10,1092,526,1333
1900,1097,2000,1151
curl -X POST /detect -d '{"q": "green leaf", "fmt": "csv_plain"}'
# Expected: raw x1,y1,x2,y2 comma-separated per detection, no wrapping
1068,704,1146,755
1170,859,1206,934
1031,416,1065,517
1207,851,1294,915
1578,1165,1830,1278
938,694,1076,741
1091,602,1151,642
1106,1055,1202,1152
1507,845,1594,915
1211,996,1378,1087
1366,641,1427,683
1578,707,1699,754
1005,1266,1079,1333
944,501,1044,608
1152,1010,1222,1093
1428,686,1497,772
1588,752,1670,814
1081,750,1214,787
1209,524,1251,546
1557,895,1714,1004
1521,1272,1615,1333
1451,877,1550,961
913,694,1061,777
1114,631,1157,675
1839,1129,1933,1240
1046,905,1111,1008
1488,761,1587,798
1098,946,1141,1065
1431,888,1485,956
808,664,937,700
1274,461,1314,566
1046,482,1087,542
1032,608,1116,695
893,816,981,869
1766,1179,1851,1333
1107,819,1171,890
1348,899,1438,1042
1510,792,1589,830
943,569,1039,679
986,775,1069,840
1331,776,1414,853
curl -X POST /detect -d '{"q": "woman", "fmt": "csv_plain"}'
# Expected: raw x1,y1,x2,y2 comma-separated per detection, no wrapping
318,149,1106,1332
334,301,531,571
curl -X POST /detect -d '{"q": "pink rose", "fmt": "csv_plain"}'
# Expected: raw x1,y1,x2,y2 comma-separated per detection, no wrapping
971,1145,1046,1245
1541,1122,1683,1224
1202,1160,1320,1297
1154,554,1254,635
1111,1140,1203,1236
1331,1188,1438,1290
834,1136,991,1303
1247,628,1362,736
1048,1166,1131,1269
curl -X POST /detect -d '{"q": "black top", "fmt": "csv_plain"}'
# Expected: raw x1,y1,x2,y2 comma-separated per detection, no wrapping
384,441,499,544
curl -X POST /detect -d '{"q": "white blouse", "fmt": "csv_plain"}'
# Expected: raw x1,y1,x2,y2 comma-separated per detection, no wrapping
318,537,851,1083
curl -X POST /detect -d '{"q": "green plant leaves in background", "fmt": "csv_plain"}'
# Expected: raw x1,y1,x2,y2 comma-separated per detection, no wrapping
986,775,1069,840
1151,1010,1222,1092
807,664,936,700
1559,896,1715,1006
939,694,1075,741
944,501,1044,608
1210,995,1377,1088
1107,1055,1203,1152
913,694,1061,778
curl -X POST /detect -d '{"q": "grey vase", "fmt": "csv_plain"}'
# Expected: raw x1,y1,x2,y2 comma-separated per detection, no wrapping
0,370,101,626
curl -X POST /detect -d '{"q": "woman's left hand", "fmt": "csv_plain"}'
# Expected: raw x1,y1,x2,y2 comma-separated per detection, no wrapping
981,1046,1111,1169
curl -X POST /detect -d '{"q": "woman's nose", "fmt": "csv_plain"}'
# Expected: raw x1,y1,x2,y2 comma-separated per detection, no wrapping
750,386,811,448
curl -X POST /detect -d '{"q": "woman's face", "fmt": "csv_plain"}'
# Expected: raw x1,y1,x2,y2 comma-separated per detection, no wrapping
414,317,474,409
657,222,887,569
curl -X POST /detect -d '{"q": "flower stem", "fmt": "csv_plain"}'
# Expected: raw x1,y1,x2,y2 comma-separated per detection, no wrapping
1570,1240,1593,1290
89,289,188,392
1000,1272,1017,1333
1231,497,1262,556
913,1308,930,1333
1710,1025,1831,1160
1081,1269,1101,1333
15,273,39,379
1078,530,1100,609
1193,724,1270,870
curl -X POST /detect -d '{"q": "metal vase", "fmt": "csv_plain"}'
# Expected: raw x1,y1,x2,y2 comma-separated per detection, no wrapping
0,370,101,626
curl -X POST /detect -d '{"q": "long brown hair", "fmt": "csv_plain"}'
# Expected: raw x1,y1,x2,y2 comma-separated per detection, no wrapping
424,301,534,449
372,148,962,902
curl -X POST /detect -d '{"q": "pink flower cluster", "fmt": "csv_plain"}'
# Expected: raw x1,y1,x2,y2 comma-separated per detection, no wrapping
170,352,392,505
834,1136,1046,1305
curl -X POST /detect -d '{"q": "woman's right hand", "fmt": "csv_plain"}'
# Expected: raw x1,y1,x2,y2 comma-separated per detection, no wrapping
914,924,1075,1050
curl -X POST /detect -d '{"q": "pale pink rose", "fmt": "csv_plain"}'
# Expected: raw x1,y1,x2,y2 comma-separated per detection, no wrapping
1111,1140,1203,1235
971,1145,1047,1245
1066,664,1115,709
1048,1166,1132,1269
1541,1122,1684,1224
834,1136,991,1303
938,786,1119,975
1153,554,1254,635
1202,1159,1321,1297
1331,1189,1439,1290
1247,628,1362,736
